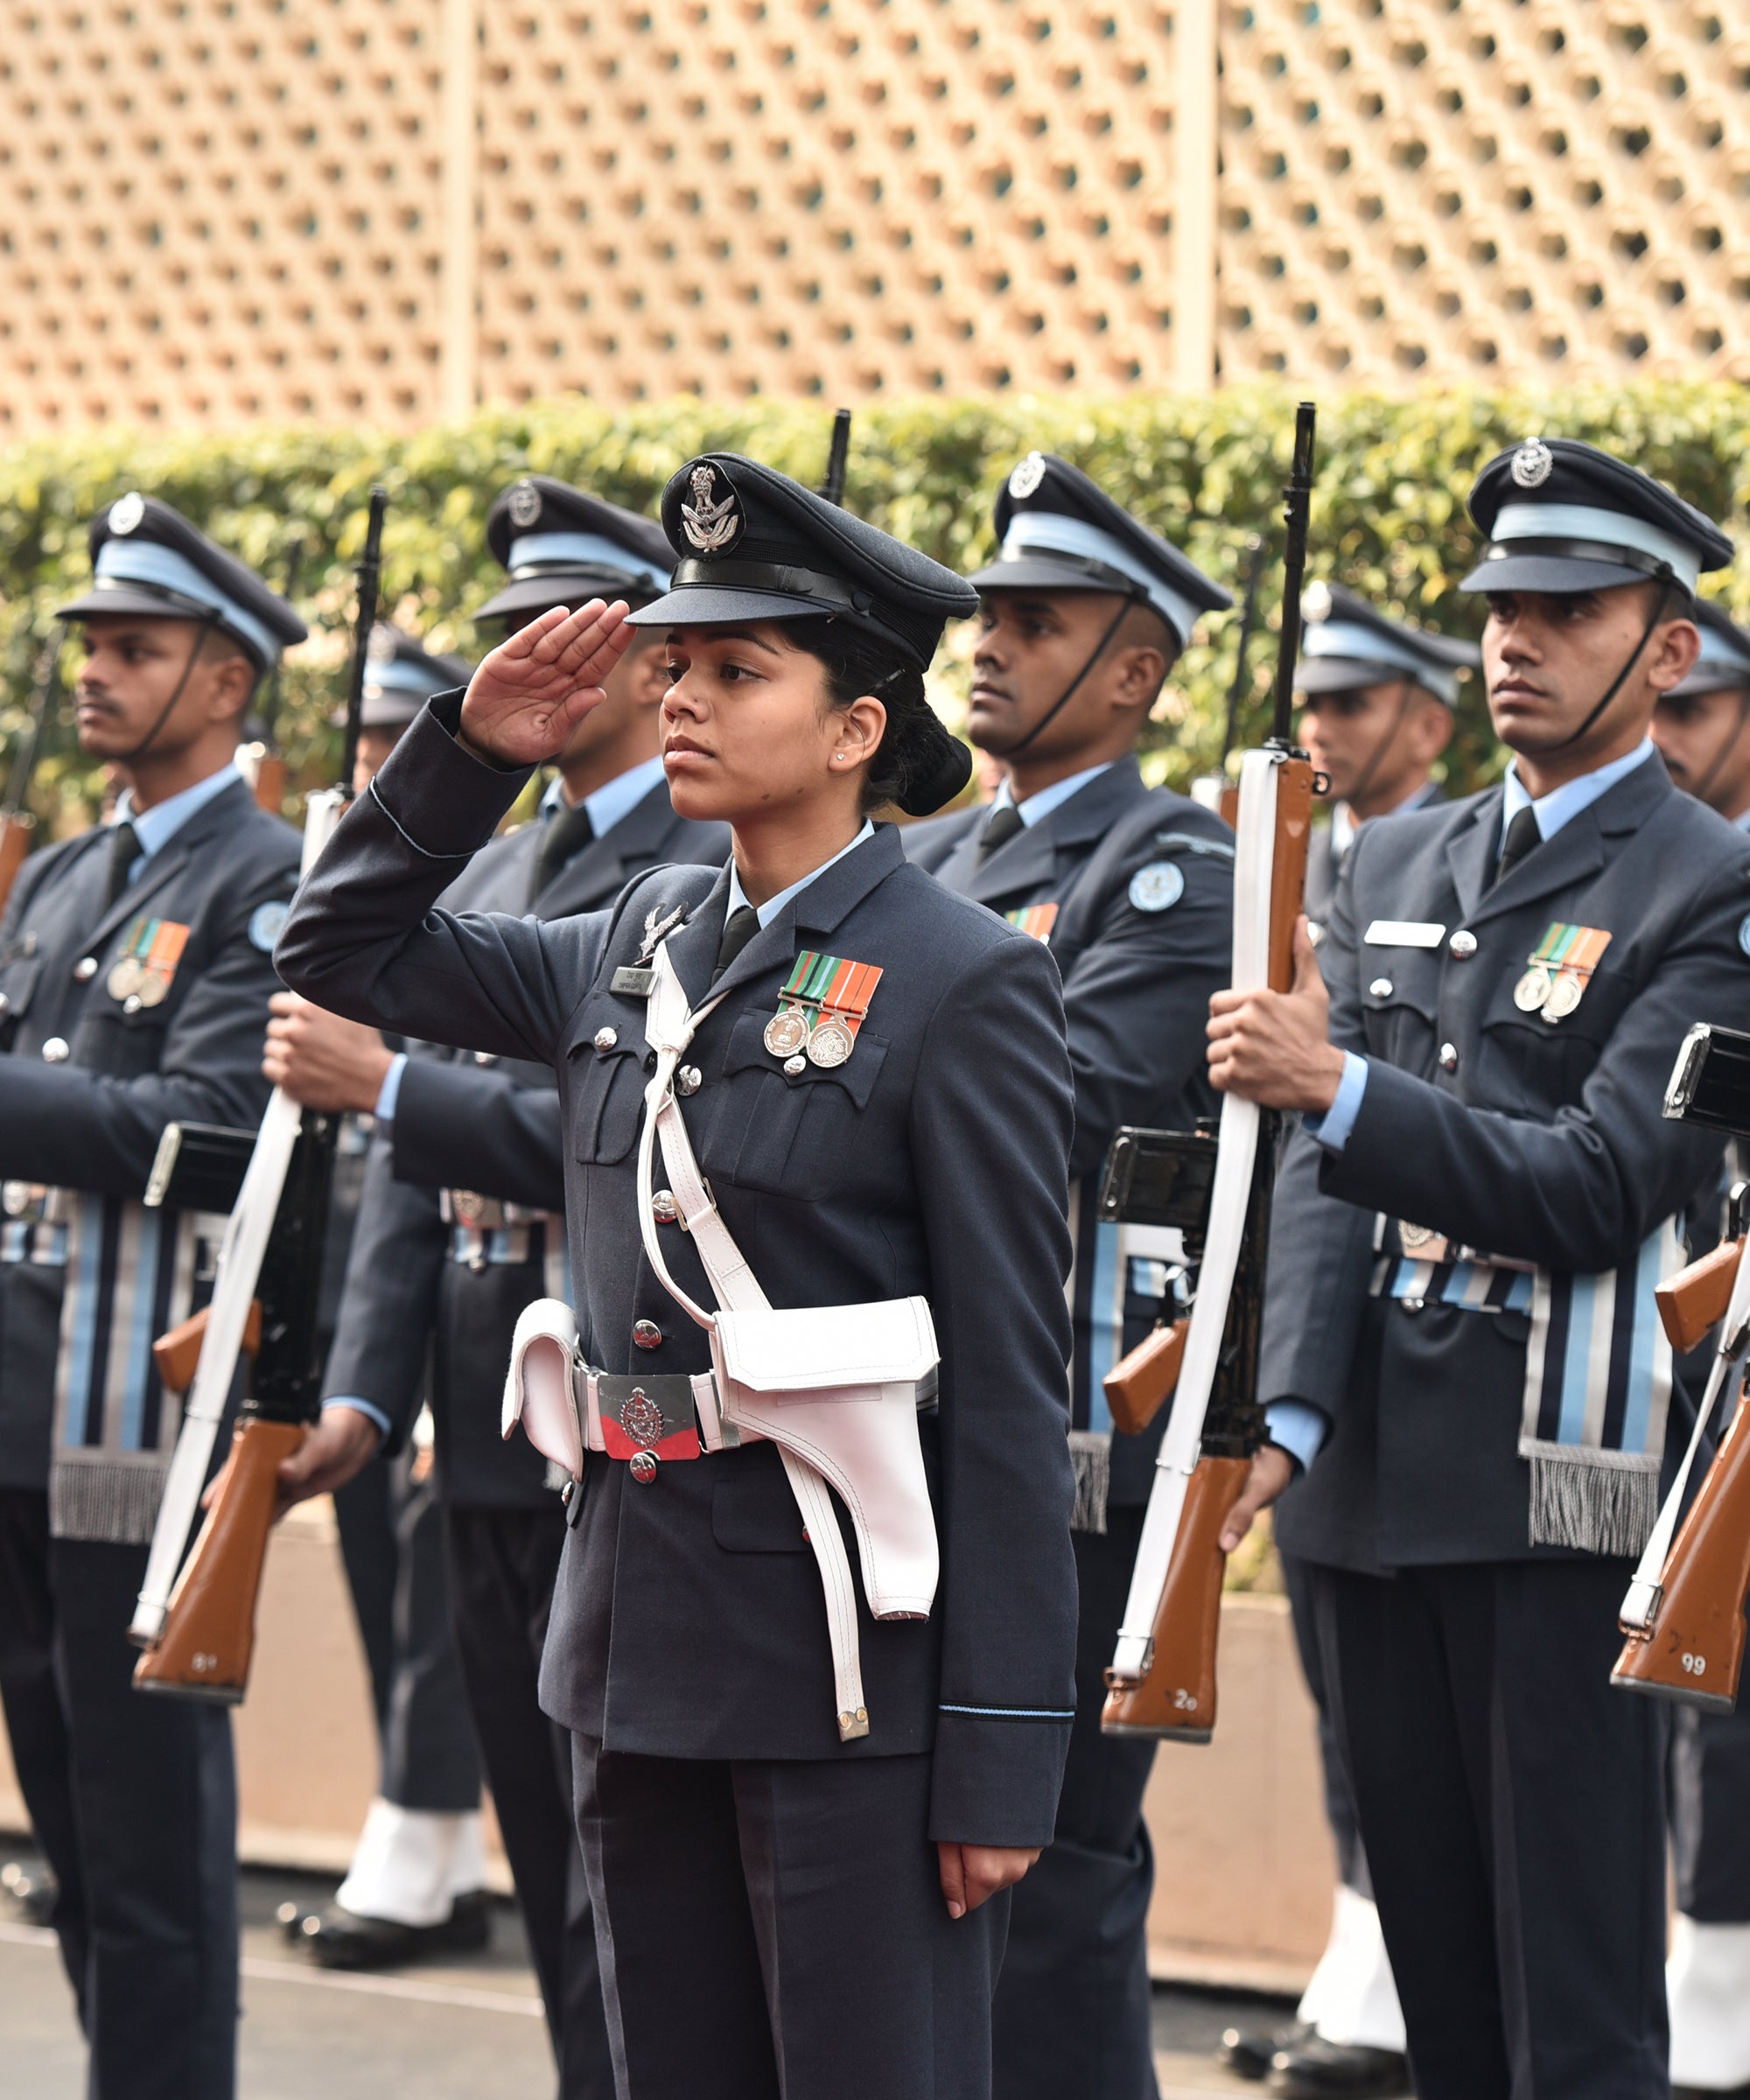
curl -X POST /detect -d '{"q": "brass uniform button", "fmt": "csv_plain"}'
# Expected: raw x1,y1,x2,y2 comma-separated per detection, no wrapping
41,1037,68,1063
632,1319,663,1352
593,1026,619,1053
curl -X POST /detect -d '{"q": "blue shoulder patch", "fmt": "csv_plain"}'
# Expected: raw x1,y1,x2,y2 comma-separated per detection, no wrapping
1128,861,1186,914
248,900,290,954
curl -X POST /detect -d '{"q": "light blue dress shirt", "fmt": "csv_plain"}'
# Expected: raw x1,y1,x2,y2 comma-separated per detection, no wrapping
113,760,245,885
726,820,875,929
989,760,1115,830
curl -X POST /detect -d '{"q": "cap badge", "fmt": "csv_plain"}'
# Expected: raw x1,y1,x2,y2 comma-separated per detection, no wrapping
508,481,542,529
108,492,145,536
1301,579,1334,623
1007,452,1047,500
1510,438,1554,490
681,465,741,555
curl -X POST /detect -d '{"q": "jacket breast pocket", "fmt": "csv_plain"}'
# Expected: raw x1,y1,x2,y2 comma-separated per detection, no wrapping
1474,1000,1610,1114
564,1009,651,1165
696,1009,887,1202
71,1002,169,1078
1358,957,1438,1068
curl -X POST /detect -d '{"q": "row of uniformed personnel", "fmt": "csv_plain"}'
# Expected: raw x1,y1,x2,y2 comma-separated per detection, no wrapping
3,430,1750,2100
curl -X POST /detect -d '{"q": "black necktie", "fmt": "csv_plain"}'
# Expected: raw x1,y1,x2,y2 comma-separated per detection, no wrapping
103,821,140,911
711,905,761,985
529,800,593,904
1494,804,1541,886
977,802,1025,862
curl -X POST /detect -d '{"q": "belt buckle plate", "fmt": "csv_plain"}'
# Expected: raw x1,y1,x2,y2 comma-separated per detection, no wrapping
596,1374,701,1464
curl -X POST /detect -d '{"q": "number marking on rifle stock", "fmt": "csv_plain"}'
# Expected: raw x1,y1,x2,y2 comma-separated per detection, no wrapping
1682,1651,1707,1676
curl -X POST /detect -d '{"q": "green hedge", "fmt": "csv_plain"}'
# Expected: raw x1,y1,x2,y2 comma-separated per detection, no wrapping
3,382,1746,836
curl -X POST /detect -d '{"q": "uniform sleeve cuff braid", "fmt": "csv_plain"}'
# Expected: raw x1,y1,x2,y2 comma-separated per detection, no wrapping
928,1704,1074,1849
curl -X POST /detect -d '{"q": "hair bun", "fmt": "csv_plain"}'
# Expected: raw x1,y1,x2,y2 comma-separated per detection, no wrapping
897,714,973,816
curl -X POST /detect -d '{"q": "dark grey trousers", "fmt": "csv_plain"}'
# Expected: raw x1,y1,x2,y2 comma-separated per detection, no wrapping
1310,1558,1670,2100
992,1508,1159,2100
1670,1687,1750,1923
0,1491,238,2100
572,1738,1011,2100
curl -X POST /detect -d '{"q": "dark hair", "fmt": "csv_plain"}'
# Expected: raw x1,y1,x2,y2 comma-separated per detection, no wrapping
785,614,970,816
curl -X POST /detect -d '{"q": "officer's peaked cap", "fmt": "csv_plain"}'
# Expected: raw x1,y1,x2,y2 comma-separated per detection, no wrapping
1297,582,1479,706
1670,598,1750,701
477,476,675,625
1462,438,1731,600
626,453,978,670
358,622,474,730
967,452,1232,653
59,494,307,670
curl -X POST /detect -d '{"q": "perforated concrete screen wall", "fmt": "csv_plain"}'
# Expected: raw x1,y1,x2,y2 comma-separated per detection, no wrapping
0,0,1743,434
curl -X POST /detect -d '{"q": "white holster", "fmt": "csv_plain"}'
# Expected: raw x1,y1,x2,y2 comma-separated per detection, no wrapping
641,942,940,1740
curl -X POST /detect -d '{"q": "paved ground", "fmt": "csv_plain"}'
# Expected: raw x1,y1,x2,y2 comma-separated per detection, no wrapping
0,1847,1294,2097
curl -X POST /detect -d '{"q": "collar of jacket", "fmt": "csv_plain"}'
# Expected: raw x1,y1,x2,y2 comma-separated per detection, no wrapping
530,778,684,914
1440,746,1672,926
961,754,1149,903
662,821,906,1011
80,772,262,957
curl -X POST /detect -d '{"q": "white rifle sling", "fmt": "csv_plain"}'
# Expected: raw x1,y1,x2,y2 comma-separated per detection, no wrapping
130,789,347,1648
1620,1239,1750,1632
637,942,940,1741
1108,746,1278,1685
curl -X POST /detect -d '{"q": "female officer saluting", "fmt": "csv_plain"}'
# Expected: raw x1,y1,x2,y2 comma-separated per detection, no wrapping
278,455,1079,2100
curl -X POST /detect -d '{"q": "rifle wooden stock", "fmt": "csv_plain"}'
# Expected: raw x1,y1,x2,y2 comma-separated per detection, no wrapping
152,1298,261,1395
1267,760,1315,991
250,752,288,816
1657,1236,1745,1356
1104,1318,1189,1439
1217,782,1239,830
1613,1386,1750,1711
1102,1454,1250,1741
0,812,34,915
132,1417,306,1704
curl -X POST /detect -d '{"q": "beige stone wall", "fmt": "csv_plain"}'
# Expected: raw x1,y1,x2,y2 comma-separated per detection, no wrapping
0,0,1742,437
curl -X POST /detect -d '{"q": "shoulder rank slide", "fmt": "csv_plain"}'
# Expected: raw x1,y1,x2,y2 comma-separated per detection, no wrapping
764,950,885,1068
1514,922,1611,1021
1004,903,1059,942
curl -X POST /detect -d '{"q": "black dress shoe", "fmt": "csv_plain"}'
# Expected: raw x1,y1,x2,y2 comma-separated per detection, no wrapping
299,1888,492,1970
1269,2035,1410,2097
0,1860,58,1928
1220,2022,1312,2081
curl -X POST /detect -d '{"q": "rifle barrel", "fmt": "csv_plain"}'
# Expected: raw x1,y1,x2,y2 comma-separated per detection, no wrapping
1219,536,1267,766
3,623,64,819
1270,402,1318,746
339,488,388,794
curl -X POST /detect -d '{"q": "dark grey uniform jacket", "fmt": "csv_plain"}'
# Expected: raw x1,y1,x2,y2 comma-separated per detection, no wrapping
0,775,299,1525
280,696,1080,1846
321,785,728,1510
1304,791,1448,936
905,760,1233,1504
1264,752,1750,1572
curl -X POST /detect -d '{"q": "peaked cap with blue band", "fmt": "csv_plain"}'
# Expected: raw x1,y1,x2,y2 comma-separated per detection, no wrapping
1297,580,1479,706
478,475,675,625
58,493,307,670
965,452,1232,654
626,452,978,669
358,623,475,730
1670,598,1750,700
1461,437,1732,600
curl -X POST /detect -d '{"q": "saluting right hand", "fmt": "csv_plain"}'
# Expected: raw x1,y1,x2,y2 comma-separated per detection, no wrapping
458,598,634,767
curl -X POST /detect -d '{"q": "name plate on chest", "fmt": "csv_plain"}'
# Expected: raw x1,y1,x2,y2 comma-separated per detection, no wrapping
611,965,656,998
1363,920,1446,949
